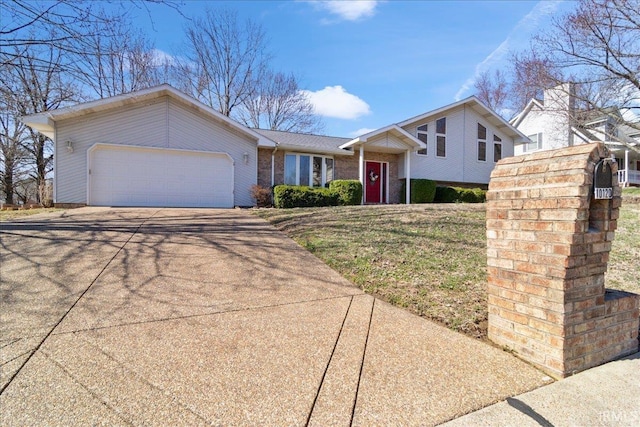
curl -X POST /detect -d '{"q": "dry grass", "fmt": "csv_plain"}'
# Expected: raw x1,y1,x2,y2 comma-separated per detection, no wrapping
255,204,489,338
606,201,640,295
254,202,640,339
0,208,64,221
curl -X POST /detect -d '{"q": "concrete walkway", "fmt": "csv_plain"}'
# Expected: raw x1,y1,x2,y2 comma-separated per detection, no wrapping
442,351,640,427
1,207,553,425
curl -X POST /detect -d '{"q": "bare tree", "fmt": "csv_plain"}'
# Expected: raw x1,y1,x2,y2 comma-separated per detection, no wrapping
528,0,640,130
0,94,28,205
508,51,566,113
238,71,323,133
1,0,181,71
0,44,78,203
473,69,509,115
73,12,165,98
182,8,270,117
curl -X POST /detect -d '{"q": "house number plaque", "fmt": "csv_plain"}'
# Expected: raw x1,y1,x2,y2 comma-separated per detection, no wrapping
593,159,613,200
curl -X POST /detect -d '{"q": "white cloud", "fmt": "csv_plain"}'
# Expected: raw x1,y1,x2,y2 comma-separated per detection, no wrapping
454,0,563,101
309,1,379,22
349,127,377,137
302,86,371,119
151,49,177,66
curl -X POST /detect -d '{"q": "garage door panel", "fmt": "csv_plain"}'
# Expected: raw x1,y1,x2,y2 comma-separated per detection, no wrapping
89,145,234,208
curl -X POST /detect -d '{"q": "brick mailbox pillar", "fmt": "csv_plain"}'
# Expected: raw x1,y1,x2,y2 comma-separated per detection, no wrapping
486,143,639,378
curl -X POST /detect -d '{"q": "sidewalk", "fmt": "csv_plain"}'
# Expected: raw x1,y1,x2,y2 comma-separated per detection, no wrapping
441,351,640,427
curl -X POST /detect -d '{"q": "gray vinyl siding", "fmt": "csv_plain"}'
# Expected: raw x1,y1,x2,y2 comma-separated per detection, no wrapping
55,96,257,206
167,101,256,206
461,107,514,184
403,107,466,183
401,106,514,185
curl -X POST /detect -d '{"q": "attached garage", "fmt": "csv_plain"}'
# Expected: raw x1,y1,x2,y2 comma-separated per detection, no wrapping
21,85,276,208
88,144,234,208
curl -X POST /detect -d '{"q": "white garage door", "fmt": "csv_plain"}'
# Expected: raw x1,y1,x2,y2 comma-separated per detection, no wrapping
89,144,234,208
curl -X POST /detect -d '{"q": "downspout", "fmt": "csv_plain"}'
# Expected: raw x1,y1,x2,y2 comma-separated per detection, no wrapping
359,145,364,204
271,145,278,187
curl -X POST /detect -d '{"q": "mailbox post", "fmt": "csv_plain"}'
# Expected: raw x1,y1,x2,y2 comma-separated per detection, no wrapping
486,143,639,378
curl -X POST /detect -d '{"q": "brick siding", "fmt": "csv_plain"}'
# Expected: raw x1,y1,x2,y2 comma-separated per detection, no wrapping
486,143,639,378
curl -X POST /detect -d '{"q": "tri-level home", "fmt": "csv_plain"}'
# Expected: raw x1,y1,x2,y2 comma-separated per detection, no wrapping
511,83,640,187
22,84,526,208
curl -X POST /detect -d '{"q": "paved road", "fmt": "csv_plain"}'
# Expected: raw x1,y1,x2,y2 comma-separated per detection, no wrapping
1,208,549,426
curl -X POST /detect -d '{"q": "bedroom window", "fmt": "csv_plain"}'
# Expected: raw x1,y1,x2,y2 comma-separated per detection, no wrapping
416,124,428,155
494,134,502,162
477,123,487,161
284,153,334,187
436,117,446,157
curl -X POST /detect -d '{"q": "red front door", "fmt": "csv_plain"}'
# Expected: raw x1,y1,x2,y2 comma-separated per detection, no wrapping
365,161,382,203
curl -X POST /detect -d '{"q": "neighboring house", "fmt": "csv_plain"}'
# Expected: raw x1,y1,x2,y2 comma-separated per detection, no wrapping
511,83,640,187
22,84,526,208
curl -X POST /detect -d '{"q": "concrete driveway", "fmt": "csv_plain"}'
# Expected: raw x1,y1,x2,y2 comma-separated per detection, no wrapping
1,208,549,426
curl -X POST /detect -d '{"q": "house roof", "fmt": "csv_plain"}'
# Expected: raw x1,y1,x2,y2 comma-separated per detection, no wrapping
253,129,353,156
509,98,544,128
21,84,276,148
339,124,426,152
399,96,528,142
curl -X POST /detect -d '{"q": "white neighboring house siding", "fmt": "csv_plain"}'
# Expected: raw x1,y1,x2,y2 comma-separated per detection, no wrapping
514,105,554,155
55,96,258,206
515,106,575,155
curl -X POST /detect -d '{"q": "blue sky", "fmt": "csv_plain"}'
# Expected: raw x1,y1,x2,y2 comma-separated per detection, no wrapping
131,0,575,137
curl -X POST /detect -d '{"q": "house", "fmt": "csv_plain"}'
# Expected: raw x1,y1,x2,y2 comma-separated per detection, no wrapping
511,83,640,187
22,84,526,208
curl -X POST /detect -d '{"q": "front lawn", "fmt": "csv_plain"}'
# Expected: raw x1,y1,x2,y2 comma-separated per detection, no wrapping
0,208,64,221
254,202,640,339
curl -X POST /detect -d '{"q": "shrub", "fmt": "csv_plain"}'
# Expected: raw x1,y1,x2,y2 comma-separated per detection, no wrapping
472,188,487,203
434,186,487,203
273,185,339,208
434,186,460,203
329,180,363,205
250,185,272,207
401,179,436,204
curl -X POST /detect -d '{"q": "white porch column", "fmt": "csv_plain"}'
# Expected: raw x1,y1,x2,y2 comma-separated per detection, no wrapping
359,145,365,204
624,150,630,187
405,149,411,204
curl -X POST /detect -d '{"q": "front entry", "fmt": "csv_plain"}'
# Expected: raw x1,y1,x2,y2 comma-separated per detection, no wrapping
365,161,387,204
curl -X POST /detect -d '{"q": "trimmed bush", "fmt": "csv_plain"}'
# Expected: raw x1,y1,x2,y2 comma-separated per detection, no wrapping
401,179,436,203
472,188,487,203
434,186,459,203
329,180,363,205
434,186,487,203
273,185,339,208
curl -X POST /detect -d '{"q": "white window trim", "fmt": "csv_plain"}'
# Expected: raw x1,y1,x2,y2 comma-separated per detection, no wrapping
436,117,446,158
416,124,428,156
493,134,503,163
477,123,487,163
284,152,334,187
524,133,543,152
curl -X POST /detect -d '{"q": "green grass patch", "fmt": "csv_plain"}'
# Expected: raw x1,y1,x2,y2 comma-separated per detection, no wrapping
254,203,639,339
